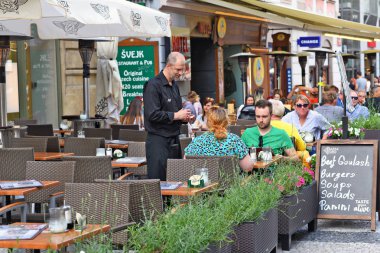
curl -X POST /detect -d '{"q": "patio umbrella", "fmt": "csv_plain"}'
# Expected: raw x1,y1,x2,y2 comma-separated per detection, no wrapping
0,0,171,126
95,38,123,126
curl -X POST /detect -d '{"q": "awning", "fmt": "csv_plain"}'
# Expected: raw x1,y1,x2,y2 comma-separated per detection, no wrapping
198,0,380,40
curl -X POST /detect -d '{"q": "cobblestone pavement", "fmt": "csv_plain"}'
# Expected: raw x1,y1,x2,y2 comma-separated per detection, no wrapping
277,219,380,253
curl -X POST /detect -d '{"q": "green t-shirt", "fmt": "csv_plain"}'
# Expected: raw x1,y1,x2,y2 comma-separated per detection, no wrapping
241,126,294,155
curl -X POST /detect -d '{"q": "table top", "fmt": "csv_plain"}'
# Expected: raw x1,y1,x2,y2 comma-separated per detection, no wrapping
252,155,283,169
34,152,75,161
112,157,146,168
0,223,110,250
105,140,129,149
53,129,73,135
0,181,60,196
161,182,218,196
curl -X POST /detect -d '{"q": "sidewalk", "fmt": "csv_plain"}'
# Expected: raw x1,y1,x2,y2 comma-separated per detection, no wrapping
278,219,380,252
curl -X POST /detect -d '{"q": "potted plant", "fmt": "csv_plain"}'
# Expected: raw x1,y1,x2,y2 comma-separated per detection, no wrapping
271,160,318,251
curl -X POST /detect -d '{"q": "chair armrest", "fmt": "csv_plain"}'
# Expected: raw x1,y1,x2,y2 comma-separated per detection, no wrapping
111,222,136,233
0,202,28,222
117,172,134,180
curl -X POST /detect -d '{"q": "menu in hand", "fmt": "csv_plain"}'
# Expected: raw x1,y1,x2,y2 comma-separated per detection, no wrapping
0,180,43,189
0,224,47,240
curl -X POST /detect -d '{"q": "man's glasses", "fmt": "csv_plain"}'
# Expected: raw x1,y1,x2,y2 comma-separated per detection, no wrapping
296,104,309,108
258,136,263,148
351,96,359,100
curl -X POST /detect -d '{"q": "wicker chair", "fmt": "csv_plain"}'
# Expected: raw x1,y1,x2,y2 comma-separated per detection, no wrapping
228,125,250,137
125,141,147,177
95,179,163,223
83,128,112,140
63,156,113,183
236,119,256,126
119,129,147,142
25,161,75,207
194,131,207,137
14,119,37,126
10,137,48,152
26,124,54,136
0,148,34,180
25,135,60,152
65,182,132,245
180,124,189,137
166,158,220,183
110,124,139,140
64,137,105,156
179,137,192,158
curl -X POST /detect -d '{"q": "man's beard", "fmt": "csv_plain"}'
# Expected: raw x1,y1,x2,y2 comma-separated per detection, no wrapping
258,121,270,130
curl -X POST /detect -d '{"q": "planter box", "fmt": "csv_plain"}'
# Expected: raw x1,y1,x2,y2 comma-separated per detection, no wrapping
232,208,278,253
203,241,232,253
278,180,318,251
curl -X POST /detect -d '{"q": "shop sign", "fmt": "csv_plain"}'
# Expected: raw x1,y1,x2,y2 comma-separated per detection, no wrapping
287,68,292,93
297,36,321,48
197,22,212,35
171,36,190,53
117,44,156,114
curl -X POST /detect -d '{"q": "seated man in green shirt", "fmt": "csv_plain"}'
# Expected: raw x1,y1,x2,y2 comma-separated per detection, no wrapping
242,100,298,159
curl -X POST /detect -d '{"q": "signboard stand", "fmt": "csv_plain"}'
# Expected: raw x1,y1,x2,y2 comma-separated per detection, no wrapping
316,140,378,231
117,38,159,114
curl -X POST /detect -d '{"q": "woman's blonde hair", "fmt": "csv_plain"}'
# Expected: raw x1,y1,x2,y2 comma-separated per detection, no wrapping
207,106,229,140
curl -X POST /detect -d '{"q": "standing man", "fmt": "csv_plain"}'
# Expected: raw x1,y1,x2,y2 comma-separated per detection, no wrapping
356,71,367,92
143,52,193,180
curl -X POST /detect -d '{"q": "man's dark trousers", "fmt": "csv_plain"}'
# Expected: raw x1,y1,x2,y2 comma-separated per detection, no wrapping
146,133,180,181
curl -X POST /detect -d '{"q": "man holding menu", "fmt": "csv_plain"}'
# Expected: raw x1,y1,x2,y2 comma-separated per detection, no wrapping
242,100,298,159
143,52,194,181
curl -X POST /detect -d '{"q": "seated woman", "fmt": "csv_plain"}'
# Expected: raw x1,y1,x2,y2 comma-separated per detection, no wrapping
121,97,144,130
236,95,255,120
194,97,215,130
185,106,255,172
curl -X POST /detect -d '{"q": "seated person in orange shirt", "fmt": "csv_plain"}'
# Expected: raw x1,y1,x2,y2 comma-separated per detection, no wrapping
287,85,319,104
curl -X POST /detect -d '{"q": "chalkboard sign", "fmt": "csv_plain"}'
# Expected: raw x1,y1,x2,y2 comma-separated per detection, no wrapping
117,39,158,115
315,140,378,231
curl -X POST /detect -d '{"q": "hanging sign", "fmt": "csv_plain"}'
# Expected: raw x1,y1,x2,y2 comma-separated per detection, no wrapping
297,36,321,48
117,39,158,114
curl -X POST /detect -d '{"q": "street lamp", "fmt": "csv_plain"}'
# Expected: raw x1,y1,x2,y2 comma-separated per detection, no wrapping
265,51,295,90
304,48,335,103
229,51,256,100
296,52,310,86
361,49,380,92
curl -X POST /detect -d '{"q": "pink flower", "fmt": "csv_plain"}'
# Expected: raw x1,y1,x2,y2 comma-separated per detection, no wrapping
277,185,285,192
303,167,315,179
296,176,305,187
264,178,273,184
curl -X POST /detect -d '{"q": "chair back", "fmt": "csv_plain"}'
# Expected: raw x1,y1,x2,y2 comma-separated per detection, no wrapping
179,137,192,158
65,182,130,245
64,137,105,156
119,129,147,142
26,124,54,136
83,128,112,140
236,119,256,126
24,135,60,152
63,156,113,183
180,124,189,137
14,119,37,126
110,124,139,140
95,179,163,223
25,161,75,204
126,141,147,177
228,125,247,137
10,137,48,152
0,148,34,180
194,131,207,137
72,119,105,137
166,158,220,183
186,155,239,186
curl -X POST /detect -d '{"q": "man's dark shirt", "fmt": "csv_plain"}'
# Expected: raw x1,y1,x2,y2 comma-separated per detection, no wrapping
143,71,182,137
365,97,380,112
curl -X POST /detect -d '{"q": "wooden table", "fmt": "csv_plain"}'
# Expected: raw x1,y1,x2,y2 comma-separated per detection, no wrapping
0,223,110,251
161,182,218,196
253,155,283,169
105,140,129,149
0,181,60,223
34,152,74,161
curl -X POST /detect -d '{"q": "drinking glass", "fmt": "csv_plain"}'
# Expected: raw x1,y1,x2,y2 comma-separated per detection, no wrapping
249,147,257,162
96,148,105,156
262,147,273,162
195,168,209,185
80,111,87,120
77,130,85,138
49,207,67,233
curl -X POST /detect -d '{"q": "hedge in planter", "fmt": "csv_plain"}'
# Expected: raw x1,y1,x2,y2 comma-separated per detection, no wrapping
272,160,318,251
